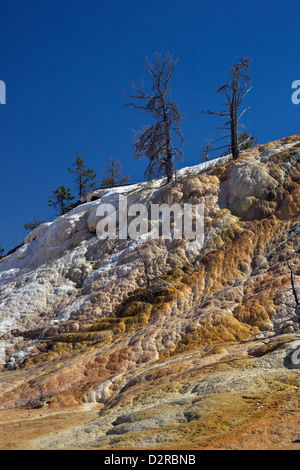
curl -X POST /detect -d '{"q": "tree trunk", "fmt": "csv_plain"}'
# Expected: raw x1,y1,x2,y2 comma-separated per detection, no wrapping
162,102,173,182
231,84,239,160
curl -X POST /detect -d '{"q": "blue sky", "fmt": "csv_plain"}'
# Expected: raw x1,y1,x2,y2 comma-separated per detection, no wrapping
0,0,299,252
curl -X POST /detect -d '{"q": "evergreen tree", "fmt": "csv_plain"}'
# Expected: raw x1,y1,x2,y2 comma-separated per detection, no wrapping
100,156,130,188
238,130,257,150
48,185,75,216
68,156,97,199
125,52,183,183
24,216,45,232
0,245,4,260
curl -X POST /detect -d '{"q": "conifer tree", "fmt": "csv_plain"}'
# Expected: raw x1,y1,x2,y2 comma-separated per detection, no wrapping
48,185,75,216
100,156,130,188
24,217,45,232
68,156,97,199
238,130,257,150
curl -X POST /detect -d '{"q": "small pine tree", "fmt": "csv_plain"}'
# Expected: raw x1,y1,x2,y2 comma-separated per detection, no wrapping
68,156,97,199
0,245,4,260
238,131,257,150
48,185,75,216
24,216,45,232
100,156,130,188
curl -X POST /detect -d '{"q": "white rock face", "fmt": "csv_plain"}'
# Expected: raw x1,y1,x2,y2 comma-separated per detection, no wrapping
2,135,300,451
0,154,235,337
221,157,277,216
1,134,299,356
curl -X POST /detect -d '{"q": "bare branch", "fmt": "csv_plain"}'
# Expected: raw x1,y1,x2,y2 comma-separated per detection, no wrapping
288,262,300,307
238,106,251,122
125,53,183,183
201,110,227,117
202,57,252,160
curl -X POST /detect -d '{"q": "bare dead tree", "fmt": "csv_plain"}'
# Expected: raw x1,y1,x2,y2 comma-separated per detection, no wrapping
139,253,171,300
100,156,130,188
202,57,252,160
287,263,300,320
251,263,300,347
139,253,152,290
201,138,212,162
124,53,184,183
273,262,300,332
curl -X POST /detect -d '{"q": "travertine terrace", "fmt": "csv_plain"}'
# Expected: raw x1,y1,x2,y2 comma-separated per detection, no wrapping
1,134,300,449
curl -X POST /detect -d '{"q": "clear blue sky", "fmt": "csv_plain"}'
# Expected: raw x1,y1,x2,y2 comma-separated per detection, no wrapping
0,0,299,252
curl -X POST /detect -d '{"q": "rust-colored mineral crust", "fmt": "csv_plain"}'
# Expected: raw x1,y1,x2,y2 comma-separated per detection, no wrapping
0,134,300,449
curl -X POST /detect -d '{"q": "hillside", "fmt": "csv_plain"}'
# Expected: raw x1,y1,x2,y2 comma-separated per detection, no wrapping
0,133,300,450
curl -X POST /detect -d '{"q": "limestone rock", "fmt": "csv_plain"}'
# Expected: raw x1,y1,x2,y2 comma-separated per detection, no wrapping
1,133,300,450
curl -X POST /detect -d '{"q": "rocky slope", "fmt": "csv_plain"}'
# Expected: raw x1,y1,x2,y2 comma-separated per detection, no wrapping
0,134,300,450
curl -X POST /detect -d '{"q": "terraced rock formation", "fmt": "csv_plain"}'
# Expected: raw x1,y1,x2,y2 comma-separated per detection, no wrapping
0,134,300,449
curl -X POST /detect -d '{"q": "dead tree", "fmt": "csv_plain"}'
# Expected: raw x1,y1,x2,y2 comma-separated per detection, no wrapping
139,253,170,299
201,138,212,162
200,135,232,161
273,262,300,331
287,263,300,321
253,263,300,345
124,53,184,183
100,156,130,188
139,253,152,290
202,57,252,160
